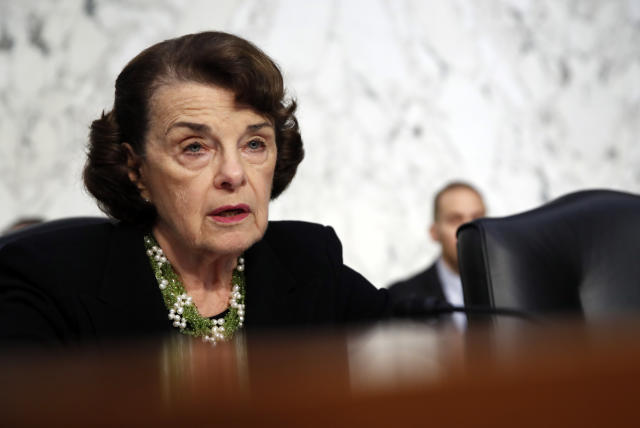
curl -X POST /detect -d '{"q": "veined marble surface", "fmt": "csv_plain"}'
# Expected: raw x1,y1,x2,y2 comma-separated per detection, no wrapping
1,0,639,287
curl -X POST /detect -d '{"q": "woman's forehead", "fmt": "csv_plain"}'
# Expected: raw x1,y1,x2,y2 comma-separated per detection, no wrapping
150,82,235,113
148,82,271,131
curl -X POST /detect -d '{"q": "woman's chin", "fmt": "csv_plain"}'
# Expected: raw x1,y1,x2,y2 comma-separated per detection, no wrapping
201,231,262,256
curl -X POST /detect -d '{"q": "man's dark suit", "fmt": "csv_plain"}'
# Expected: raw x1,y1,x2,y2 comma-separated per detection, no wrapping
0,218,389,346
387,262,447,309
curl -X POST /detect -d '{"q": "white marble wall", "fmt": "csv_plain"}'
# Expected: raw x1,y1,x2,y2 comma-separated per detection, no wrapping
1,0,639,287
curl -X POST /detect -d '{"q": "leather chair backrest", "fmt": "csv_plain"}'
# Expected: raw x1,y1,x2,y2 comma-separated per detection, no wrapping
457,189,640,320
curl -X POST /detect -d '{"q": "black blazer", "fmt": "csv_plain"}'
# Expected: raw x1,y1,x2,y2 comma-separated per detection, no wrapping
0,219,389,346
387,262,447,308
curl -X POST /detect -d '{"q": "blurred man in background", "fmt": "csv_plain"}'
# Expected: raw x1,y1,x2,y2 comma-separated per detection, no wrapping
388,181,486,327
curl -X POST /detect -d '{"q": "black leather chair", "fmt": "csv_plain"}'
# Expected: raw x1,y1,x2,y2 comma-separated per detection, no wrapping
457,189,640,320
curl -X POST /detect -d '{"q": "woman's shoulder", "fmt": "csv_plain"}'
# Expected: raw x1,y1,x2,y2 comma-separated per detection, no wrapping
264,220,331,238
256,220,343,268
0,217,144,297
0,217,136,283
0,217,116,253
262,220,339,249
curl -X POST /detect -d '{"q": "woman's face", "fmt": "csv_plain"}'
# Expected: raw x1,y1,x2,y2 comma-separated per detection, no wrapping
131,82,277,257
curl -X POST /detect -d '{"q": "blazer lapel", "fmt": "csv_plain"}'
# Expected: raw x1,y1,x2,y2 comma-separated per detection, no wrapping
84,224,169,338
244,236,297,327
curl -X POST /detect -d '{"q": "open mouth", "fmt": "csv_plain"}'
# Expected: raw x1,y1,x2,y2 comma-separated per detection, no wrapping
217,208,246,217
209,204,250,223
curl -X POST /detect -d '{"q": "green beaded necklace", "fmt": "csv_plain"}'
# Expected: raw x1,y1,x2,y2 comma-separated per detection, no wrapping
144,234,246,344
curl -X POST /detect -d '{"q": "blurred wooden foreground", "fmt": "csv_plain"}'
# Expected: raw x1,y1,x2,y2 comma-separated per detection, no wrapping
2,318,640,427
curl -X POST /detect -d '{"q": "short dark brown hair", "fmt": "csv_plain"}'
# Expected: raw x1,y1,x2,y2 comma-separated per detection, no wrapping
433,181,484,221
84,31,304,226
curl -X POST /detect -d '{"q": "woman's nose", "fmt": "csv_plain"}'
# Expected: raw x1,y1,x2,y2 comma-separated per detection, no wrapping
213,151,246,190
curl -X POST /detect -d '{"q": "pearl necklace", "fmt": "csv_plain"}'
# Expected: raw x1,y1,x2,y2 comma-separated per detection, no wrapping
144,234,246,344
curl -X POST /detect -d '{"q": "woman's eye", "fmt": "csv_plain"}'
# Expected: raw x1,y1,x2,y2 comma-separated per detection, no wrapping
184,142,204,153
247,139,265,150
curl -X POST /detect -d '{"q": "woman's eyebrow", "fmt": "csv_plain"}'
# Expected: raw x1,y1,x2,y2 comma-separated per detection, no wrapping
247,122,272,132
166,121,272,135
166,121,211,135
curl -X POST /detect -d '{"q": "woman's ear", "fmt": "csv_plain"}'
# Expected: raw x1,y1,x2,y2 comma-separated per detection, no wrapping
122,143,150,201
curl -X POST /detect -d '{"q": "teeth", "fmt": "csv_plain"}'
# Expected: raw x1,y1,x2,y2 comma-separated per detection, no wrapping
220,209,242,217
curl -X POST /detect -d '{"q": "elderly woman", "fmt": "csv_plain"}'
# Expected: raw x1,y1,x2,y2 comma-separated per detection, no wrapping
0,32,389,346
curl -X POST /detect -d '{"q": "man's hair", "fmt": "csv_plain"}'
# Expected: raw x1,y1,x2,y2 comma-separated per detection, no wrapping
433,181,483,221
84,31,304,226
